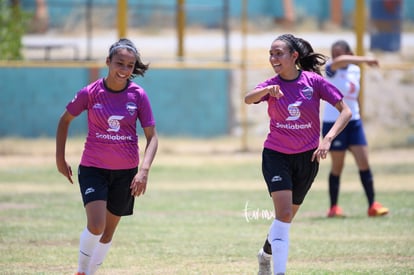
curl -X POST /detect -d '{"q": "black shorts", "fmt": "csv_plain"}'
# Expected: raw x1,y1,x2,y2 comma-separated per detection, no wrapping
78,165,138,216
262,148,319,205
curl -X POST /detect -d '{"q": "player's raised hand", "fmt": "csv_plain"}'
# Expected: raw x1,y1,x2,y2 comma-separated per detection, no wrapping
269,85,284,99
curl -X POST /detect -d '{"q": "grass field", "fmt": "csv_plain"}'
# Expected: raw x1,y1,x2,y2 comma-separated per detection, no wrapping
0,137,413,275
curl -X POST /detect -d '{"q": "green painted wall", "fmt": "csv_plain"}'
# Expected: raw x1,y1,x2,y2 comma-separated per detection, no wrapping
0,66,231,138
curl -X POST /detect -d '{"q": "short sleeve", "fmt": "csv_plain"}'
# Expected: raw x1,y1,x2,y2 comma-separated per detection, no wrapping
137,90,156,128
325,62,336,78
66,87,89,117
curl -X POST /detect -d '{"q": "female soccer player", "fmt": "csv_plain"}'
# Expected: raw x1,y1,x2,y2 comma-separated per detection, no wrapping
56,38,158,275
322,40,389,218
245,34,352,275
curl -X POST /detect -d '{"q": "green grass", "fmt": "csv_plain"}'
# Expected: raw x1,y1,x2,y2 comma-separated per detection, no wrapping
0,138,413,274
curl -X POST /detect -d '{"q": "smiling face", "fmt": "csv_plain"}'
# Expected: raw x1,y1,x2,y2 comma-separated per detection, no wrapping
105,48,137,91
269,39,299,80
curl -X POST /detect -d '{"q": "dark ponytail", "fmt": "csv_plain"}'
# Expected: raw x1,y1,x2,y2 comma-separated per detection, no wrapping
275,34,327,75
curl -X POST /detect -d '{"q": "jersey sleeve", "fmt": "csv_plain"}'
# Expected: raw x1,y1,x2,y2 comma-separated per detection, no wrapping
317,74,344,106
254,77,277,103
325,62,337,78
66,87,89,117
137,90,156,128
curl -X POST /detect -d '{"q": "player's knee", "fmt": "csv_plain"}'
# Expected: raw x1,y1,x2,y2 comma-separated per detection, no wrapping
275,209,293,222
87,221,105,235
100,233,114,243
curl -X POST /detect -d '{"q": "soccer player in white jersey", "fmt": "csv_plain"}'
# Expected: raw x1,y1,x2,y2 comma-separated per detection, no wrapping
56,38,158,275
245,34,352,275
322,40,389,218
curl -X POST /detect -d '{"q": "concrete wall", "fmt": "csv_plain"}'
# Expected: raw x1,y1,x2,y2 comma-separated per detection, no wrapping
0,65,231,138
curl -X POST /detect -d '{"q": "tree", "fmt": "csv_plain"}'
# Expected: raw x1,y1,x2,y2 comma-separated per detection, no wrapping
0,0,29,60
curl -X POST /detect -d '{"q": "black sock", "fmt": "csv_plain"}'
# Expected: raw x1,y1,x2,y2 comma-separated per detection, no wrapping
360,169,375,206
329,173,340,207
263,237,272,255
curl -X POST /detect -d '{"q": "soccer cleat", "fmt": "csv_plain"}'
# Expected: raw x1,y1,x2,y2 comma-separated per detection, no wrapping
368,202,389,217
73,272,86,275
327,205,345,218
257,248,272,275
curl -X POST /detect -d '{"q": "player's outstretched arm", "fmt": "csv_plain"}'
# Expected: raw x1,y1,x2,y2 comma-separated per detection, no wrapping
330,55,379,71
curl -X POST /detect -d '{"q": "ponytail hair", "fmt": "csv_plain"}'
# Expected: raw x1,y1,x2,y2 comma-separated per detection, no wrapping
108,38,149,79
275,34,327,75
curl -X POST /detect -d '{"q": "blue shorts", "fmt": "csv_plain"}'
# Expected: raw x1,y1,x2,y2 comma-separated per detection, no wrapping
322,119,367,151
78,165,138,216
261,148,319,205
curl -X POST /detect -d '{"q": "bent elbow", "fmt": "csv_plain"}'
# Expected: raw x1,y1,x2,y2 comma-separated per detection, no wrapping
244,96,253,104
346,107,352,119
344,109,352,123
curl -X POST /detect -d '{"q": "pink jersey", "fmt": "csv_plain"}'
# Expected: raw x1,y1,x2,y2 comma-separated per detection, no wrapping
66,78,155,169
255,71,343,154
